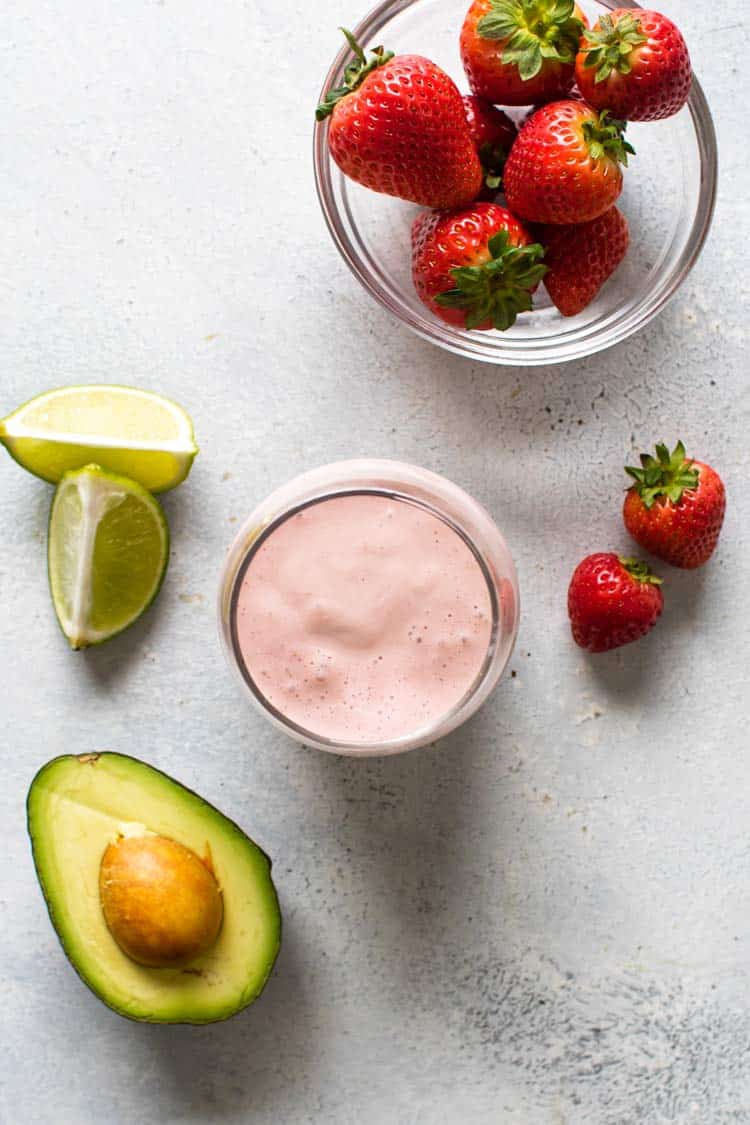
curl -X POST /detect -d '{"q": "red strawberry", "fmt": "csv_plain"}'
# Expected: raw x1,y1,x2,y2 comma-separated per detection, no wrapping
316,31,483,209
411,202,546,331
537,206,629,316
462,95,517,192
460,0,587,106
576,9,692,122
623,442,726,569
515,79,585,131
568,553,664,653
503,100,634,224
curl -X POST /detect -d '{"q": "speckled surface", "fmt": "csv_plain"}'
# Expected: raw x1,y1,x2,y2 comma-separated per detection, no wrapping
1,2,748,1122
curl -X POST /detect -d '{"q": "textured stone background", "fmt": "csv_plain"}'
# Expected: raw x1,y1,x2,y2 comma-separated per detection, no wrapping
1,2,748,1123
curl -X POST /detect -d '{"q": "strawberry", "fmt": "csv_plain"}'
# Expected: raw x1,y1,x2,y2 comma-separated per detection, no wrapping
411,202,546,331
503,100,634,224
462,95,517,192
536,206,629,316
624,442,726,569
576,9,692,122
316,31,483,210
568,553,664,654
460,0,587,107
515,78,584,131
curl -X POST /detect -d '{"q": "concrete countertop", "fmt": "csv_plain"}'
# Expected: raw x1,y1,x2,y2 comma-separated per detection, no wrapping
1,2,747,1122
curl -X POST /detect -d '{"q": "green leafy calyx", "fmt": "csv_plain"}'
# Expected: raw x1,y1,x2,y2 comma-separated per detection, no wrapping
435,232,547,331
477,0,584,81
581,109,635,167
618,557,664,586
580,12,648,83
315,29,394,121
625,441,700,510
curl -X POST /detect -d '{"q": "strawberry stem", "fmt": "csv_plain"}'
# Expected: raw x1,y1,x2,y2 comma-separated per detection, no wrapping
625,441,700,510
580,13,648,83
316,30,395,121
581,109,635,167
435,232,547,331
618,557,663,586
477,0,584,81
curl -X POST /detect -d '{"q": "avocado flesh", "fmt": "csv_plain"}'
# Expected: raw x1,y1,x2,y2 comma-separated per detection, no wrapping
27,753,281,1024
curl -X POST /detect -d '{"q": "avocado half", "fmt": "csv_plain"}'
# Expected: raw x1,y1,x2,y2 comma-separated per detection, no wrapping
27,752,281,1024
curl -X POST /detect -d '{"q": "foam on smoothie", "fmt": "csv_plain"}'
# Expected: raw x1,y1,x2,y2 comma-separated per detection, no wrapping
234,493,492,743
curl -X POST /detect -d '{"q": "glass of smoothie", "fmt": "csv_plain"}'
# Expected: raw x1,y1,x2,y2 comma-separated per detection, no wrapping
218,461,519,756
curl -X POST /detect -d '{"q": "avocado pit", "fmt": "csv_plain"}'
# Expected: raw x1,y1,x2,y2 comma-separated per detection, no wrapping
99,834,223,968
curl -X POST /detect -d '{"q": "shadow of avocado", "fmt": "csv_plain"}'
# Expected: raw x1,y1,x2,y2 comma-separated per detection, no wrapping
129,903,316,1119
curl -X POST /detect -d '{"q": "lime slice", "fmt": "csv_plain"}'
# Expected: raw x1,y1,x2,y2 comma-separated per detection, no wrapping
48,465,170,649
0,385,198,493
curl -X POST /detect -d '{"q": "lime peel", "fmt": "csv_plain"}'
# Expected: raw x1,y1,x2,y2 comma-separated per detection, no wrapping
0,385,198,493
48,465,170,650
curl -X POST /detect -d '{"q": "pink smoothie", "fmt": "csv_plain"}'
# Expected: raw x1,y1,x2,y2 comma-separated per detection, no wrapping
234,493,493,744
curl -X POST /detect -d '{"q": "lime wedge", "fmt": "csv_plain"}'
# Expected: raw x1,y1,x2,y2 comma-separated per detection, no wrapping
0,385,198,493
48,465,170,649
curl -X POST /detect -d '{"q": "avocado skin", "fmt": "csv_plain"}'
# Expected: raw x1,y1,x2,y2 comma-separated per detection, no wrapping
27,752,282,1025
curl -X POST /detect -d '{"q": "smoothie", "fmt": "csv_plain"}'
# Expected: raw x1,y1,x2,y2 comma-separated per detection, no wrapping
233,492,493,744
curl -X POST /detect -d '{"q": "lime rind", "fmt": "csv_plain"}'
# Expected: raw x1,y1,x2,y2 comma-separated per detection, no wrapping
0,385,198,493
48,464,170,649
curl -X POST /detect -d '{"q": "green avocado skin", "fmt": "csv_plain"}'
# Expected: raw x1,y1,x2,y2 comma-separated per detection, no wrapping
27,752,282,1025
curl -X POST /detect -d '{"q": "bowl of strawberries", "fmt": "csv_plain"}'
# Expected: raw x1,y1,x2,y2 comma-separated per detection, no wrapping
314,0,717,365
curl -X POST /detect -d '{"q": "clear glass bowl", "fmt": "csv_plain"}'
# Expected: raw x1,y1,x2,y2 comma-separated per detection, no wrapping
218,460,520,757
313,0,717,366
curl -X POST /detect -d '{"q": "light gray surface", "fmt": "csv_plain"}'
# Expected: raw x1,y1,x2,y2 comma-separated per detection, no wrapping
1,2,748,1122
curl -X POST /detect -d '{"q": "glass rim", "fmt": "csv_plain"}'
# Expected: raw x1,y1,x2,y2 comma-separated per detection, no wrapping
312,0,718,367
226,487,502,755
217,460,520,756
